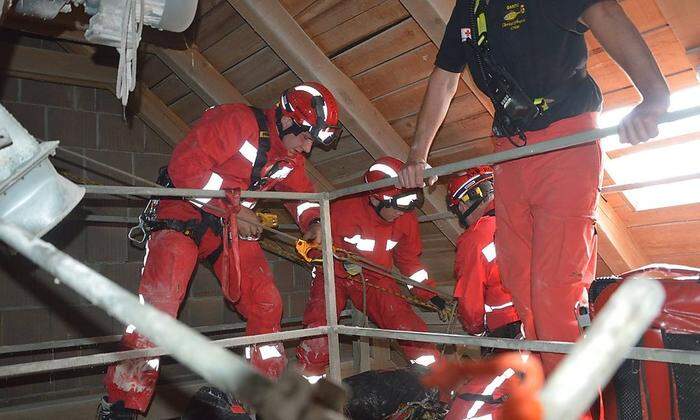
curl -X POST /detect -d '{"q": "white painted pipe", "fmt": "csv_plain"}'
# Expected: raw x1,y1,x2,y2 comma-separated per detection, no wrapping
539,277,665,420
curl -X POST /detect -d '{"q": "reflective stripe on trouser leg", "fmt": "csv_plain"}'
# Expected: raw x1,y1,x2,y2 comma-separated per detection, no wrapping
296,270,348,376
231,241,287,378
351,275,439,364
104,230,198,412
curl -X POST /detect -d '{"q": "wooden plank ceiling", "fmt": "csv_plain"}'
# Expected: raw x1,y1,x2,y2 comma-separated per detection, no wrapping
2,0,699,280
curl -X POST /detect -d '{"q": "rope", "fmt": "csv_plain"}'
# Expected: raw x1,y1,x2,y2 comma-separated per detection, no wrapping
346,273,439,312
54,149,452,317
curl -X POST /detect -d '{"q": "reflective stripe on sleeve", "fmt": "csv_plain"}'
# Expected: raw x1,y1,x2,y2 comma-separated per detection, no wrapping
407,269,428,290
484,301,513,313
481,242,496,262
297,202,320,221
192,172,224,208
411,355,436,366
465,368,515,418
239,141,257,164
343,235,375,252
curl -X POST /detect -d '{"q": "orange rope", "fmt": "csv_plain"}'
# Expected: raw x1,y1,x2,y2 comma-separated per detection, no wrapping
422,353,545,420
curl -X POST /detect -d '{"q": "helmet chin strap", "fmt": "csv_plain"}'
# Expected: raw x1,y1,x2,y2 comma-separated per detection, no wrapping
456,193,494,228
370,196,388,218
276,107,307,138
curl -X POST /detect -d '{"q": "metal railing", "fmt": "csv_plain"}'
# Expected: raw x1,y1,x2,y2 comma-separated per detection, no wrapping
1,106,700,418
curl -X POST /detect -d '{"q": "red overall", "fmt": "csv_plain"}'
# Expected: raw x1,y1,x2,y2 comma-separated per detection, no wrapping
446,366,517,420
493,112,602,377
454,215,519,335
104,104,321,412
296,196,439,375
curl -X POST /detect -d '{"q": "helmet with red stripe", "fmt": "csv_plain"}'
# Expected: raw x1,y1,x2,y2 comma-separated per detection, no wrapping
364,157,424,212
277,82,341,146
446,166,494,226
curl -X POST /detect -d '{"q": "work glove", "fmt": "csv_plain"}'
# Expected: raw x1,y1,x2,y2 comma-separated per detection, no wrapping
430,296,455,323
343,261,363,277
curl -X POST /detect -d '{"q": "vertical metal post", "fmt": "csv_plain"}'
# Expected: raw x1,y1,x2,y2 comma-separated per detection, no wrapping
320,194,342,381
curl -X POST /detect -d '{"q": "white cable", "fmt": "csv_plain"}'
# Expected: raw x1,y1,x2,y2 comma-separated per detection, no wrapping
115,0,144,107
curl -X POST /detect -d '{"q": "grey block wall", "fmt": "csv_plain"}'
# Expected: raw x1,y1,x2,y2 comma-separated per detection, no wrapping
0,77,314,410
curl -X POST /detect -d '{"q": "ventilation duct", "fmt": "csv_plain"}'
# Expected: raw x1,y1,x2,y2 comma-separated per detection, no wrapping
0,105,84,238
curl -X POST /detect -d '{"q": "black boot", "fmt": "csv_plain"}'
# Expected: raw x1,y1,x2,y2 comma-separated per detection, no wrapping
183,386,252,419
96,397,138,420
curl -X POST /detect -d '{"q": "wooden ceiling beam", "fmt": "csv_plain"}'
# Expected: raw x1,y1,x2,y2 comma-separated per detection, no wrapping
144,44,249,106
655,0,700,53
596,198,649,273
229,0,462,243
0,42,115,88
399,0,495,116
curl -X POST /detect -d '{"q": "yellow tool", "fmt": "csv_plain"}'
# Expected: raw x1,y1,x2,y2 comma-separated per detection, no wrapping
256,211,279,229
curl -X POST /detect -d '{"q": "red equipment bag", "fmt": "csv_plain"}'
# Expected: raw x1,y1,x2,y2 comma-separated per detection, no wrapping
589,264,700,420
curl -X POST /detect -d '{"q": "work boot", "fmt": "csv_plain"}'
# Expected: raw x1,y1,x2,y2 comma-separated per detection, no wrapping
96,396,138,420
183,386,252,419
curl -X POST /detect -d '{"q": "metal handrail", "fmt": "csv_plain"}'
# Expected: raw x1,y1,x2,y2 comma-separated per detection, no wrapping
329,106,700,199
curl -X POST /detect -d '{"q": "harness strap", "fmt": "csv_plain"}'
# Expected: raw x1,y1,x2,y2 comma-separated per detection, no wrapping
457,392,506,405
147,219,208,246
248,107,271,191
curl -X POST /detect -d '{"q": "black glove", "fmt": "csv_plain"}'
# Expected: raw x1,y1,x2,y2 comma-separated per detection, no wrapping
430,296,447,311
430,296,455,323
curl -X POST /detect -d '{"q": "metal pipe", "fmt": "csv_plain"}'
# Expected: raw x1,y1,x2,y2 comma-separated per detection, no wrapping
601,170,700,194
57,146,158,188
82,185,324,201
540,277,665,420
0,326,329,379
335,325,700,365
329,106,700,200
0,133,11,150
0,317,304,355
0,223,273,408
320,195,342,382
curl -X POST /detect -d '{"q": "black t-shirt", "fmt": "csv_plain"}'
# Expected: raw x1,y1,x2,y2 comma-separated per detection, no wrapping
436,0,604,132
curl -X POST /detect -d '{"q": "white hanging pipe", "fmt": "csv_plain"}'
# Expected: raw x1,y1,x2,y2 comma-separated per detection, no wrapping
0,222,273,413
539,277,665,420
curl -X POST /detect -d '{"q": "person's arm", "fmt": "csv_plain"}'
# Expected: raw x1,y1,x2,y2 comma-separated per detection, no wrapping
275,159,322,243
582,1,670,145
398,67,461,188
392,214,439,302
454,243,487,335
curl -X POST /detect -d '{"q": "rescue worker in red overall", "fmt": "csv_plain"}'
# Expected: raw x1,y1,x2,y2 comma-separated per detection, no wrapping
398,0,669,384
97,82,341,418
447,166,520,338
296,157,448,381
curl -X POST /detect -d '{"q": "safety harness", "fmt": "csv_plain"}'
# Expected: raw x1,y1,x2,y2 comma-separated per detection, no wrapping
468,0,585,145
296,239,458,322
130,107,272,259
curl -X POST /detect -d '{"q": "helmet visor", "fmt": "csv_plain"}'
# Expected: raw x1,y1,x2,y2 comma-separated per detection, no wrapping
312,124,343,146
384,190,424,211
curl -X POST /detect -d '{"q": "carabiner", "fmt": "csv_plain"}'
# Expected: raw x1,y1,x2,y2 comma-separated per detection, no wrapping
128,217,148,244
295,239,323,263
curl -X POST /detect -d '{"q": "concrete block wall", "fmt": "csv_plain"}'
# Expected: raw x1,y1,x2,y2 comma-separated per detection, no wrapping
0,77,315,409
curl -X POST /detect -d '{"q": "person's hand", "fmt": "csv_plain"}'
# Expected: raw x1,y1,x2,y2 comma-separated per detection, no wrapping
398,159,437,189
618,98,668,145
303,221,322,245
237,207,263,239
430,296,455,322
